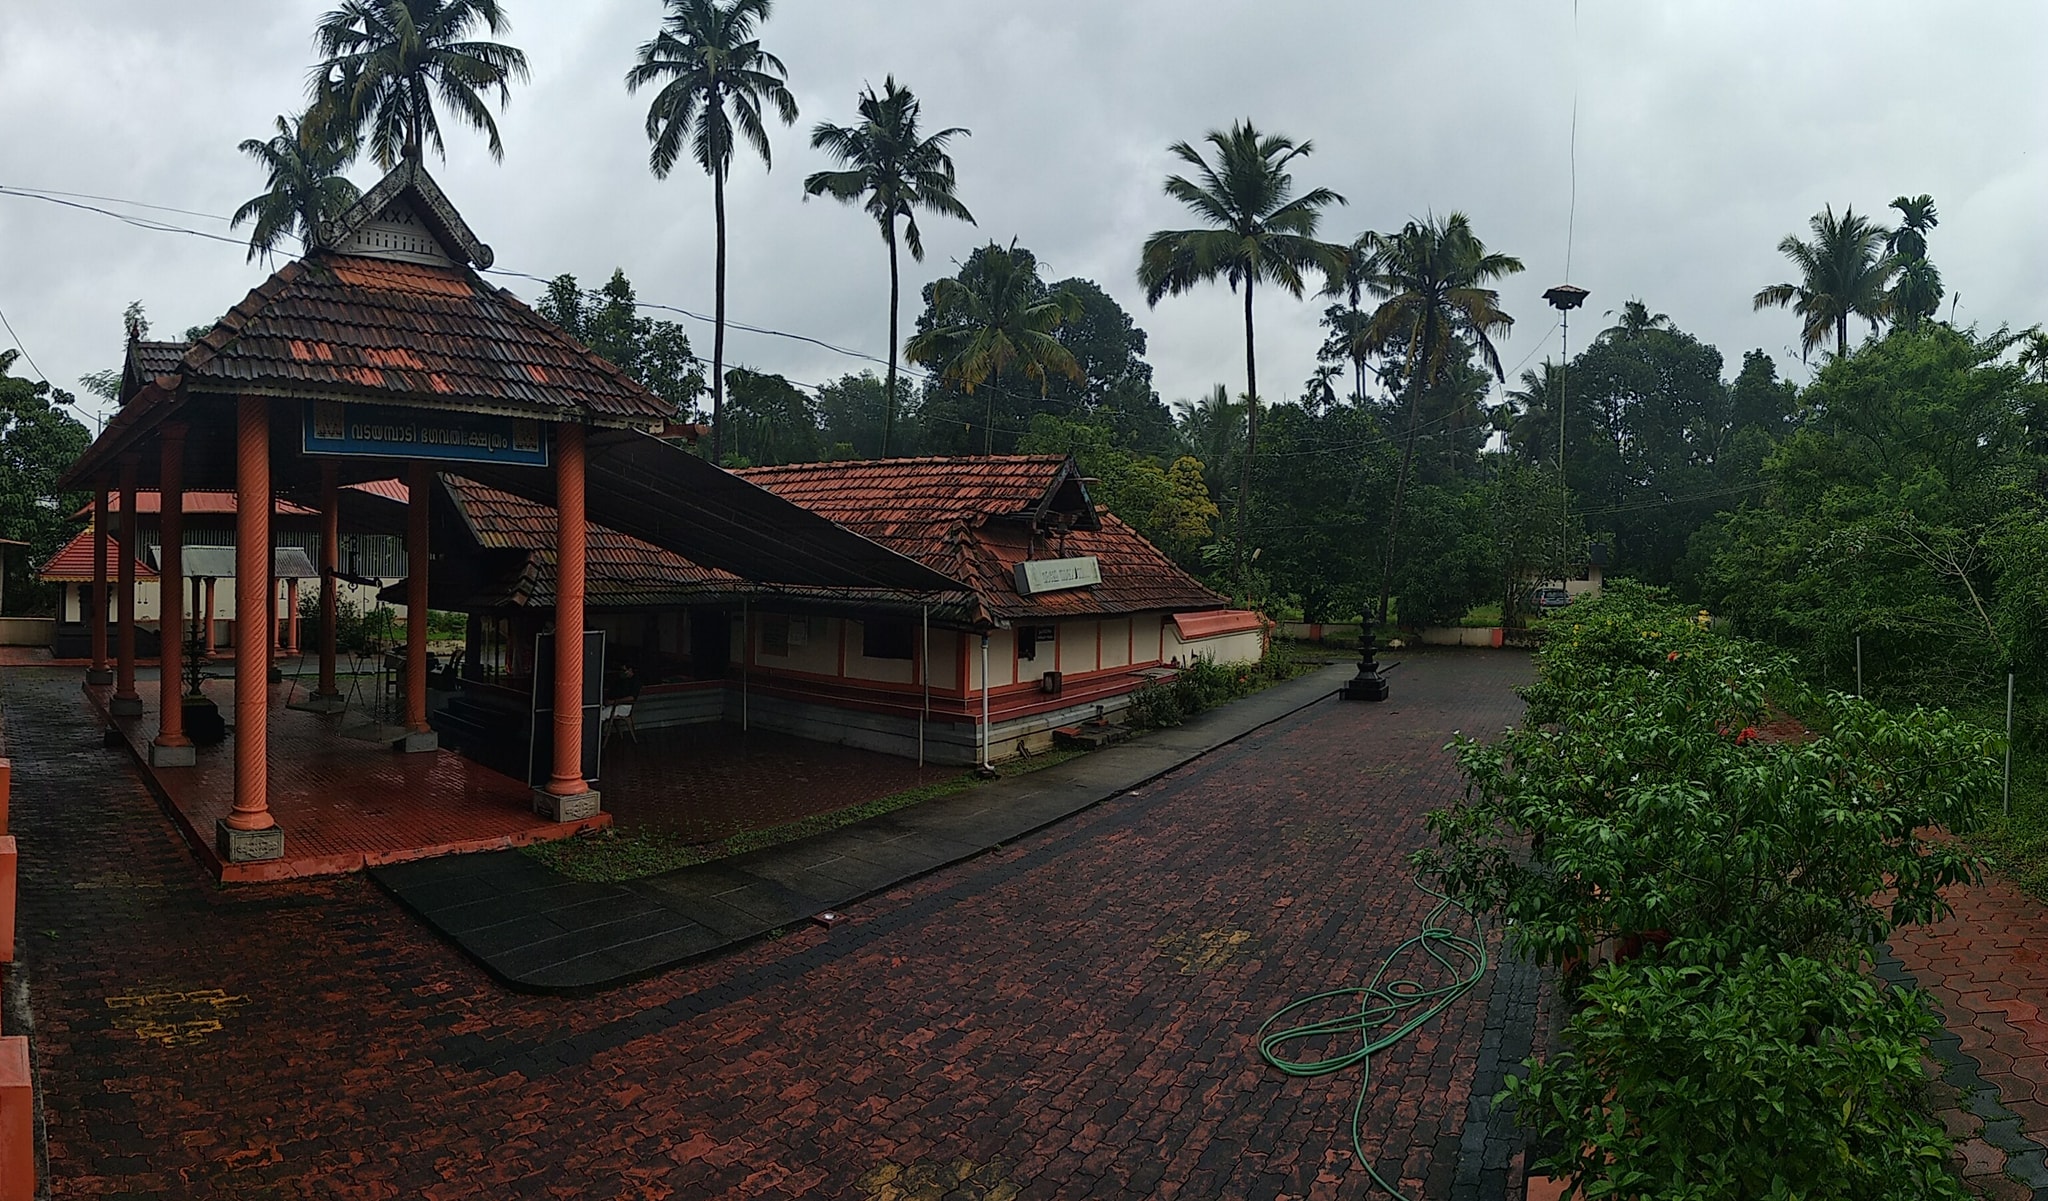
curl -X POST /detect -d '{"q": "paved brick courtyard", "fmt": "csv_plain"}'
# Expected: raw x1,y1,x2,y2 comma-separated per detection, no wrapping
7,652,1547,1199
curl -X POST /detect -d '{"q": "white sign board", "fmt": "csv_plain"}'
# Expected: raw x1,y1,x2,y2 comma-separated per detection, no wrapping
1015,556,1102,595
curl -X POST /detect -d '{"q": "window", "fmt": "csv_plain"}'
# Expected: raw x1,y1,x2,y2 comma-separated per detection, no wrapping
862,619,914,661
1017,626,1037,662
760,614,790,657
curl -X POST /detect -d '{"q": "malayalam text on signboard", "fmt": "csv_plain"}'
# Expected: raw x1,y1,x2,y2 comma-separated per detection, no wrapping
302,400,550,467
1014,556,1102,595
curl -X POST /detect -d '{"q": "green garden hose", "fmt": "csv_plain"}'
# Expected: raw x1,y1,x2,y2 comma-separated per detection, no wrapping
1257,880,1489,1200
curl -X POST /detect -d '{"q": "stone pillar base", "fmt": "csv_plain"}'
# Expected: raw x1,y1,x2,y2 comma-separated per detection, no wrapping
85,667,113,685
287,692,349,715
1343,673,1390,702
215,819,284,863
148,741,196,768
533,788,601,823
394,729,439,754
109,695,144,717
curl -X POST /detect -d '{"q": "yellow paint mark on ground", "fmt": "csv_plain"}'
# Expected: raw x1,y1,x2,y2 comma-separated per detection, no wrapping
1154,928,1257,974
859,1159,1019,1201
104,989,248,1046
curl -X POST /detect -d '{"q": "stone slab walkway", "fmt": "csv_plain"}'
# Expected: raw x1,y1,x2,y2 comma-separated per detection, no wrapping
373,663,1361,991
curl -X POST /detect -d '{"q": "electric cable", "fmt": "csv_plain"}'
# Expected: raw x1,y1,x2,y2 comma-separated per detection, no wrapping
1256,877,1488,1201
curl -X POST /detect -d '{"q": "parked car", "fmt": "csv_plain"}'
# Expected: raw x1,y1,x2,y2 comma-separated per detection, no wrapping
1530,587,1572,612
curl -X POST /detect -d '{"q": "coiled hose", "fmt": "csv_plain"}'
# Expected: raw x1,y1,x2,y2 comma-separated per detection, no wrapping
1256,881,1489,1199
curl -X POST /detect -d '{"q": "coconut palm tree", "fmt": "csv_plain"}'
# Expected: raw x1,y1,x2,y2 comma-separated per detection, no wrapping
1753,205,1896,359
804,78,974,458
904,240,1081,455
230,113,363,262
2018,329,2048,386
308,0,529,170
1137,120,1347,579
627,0,797,466
1356,212,1523,624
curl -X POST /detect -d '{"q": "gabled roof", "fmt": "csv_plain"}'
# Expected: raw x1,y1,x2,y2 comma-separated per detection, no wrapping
167,252,675,424
120,340,189,406
738,456,1223,623
313,157,493,268
38,530,154,582
735,456,1100,545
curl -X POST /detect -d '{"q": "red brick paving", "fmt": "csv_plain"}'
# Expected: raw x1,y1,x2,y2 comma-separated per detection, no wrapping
7,653,1548,1198
1891,870,2048,1194
600,725,961,843
89,674,606,882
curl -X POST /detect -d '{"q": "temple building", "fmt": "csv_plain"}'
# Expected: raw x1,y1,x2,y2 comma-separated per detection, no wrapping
53,154,1260,877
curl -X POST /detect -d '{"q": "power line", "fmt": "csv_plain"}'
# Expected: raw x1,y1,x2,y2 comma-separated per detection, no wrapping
0,301,50,382
0,179,1540,458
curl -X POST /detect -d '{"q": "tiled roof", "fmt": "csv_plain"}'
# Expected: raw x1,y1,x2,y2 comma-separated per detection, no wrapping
738,457,1225,622
736,456,1070,544
346,479,409,504
172,252,675,425
71,491,318,519
441,476,739,608
121,341,189,403
39,530,155,582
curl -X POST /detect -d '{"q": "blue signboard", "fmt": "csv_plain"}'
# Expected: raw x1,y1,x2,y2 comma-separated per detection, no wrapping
302,400,550,467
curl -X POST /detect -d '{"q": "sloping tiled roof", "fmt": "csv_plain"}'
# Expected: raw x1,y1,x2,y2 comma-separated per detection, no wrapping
738,457,1225,623
120,340,189,403
736,456,1071,545
39,530,155,582
71,491,318,519
442,475,740,609
171,252,675,425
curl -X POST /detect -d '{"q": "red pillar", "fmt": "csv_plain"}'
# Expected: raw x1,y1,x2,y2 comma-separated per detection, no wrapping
150,424,192,765
541,422,596,818
401,459,435,749
87,488,111,684
110,457,143,716
203,578,217,654
315,462,340,704
221,395,280,860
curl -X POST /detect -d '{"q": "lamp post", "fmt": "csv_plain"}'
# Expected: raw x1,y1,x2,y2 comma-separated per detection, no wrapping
1541,284,1589,492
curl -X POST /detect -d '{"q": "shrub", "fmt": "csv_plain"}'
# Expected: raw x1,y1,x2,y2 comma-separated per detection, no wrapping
1508,947,1965,1201
1424,584,1996,969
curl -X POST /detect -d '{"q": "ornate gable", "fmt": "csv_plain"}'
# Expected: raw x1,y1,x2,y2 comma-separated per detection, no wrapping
314,158,494,269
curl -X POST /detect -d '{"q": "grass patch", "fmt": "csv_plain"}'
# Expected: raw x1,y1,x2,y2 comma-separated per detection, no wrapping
525,748,1081,883
1959,721,2048,900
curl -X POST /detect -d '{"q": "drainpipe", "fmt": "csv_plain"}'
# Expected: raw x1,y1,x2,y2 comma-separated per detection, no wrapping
980,632,991,770
919,604,929,767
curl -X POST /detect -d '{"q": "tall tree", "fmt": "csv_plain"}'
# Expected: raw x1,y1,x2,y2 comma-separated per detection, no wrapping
804,77,973,457
1753,205,1896,359
231,113,364,262
626,0,797,466
308,0,529,169
0,351,92,609
1137,120,1347,581
1886,194,1943,331
1357,212,1522,623
905,241,1082,454
536,269,706,417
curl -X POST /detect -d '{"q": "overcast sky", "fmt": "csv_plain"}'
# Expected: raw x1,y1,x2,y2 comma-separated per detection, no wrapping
4,1,2045,434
